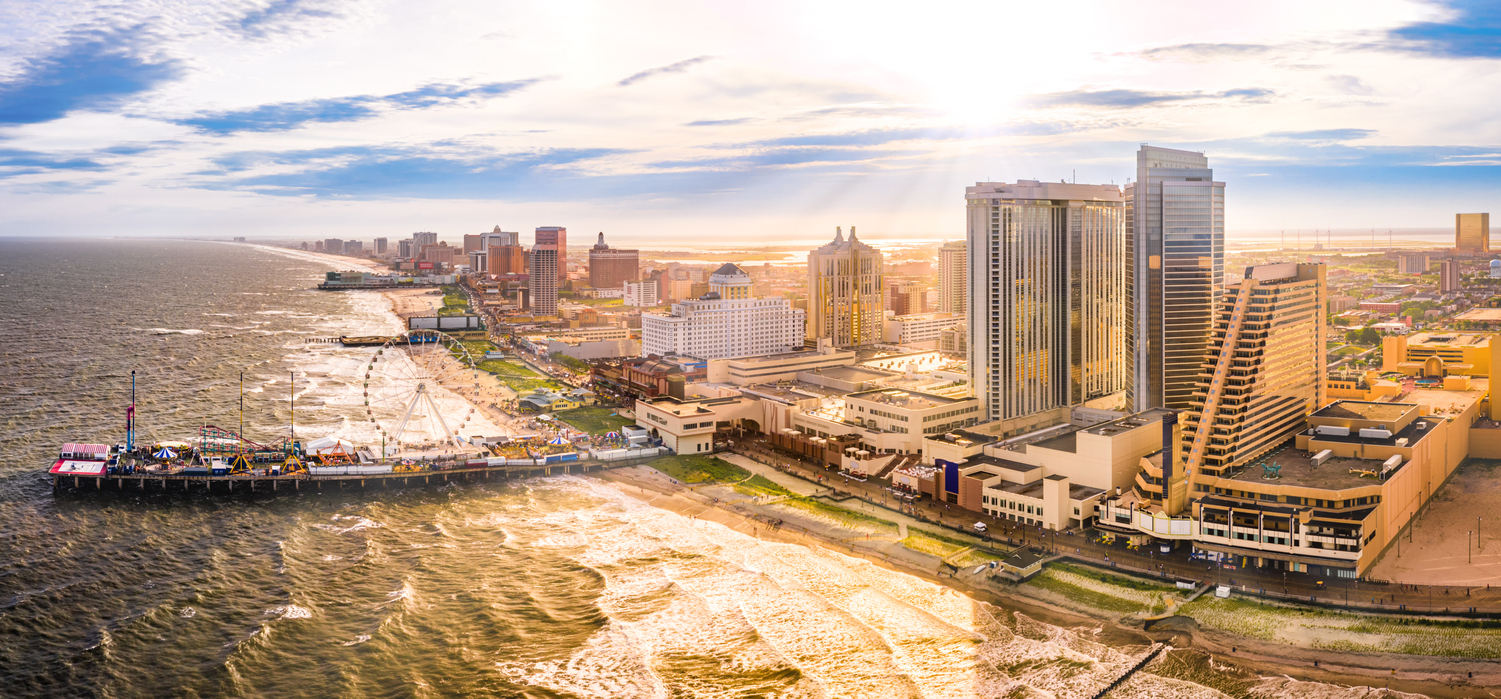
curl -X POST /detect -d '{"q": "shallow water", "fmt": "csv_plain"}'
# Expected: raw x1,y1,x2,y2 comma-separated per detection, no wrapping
0,239,1420,698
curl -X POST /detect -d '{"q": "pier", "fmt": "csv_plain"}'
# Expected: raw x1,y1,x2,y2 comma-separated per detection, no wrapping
1088,643,1164,698
52,458,648,495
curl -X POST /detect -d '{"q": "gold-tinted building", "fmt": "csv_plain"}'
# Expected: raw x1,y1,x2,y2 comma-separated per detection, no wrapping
1457,212,1490,253
1182,263,1327,483
807,227,884,347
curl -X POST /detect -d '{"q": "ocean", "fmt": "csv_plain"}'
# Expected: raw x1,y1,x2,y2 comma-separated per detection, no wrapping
0,238,1419,698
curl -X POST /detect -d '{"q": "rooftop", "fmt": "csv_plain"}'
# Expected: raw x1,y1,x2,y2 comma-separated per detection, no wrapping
927,429,1000,447
1406,332,1490,347
1219,441,1403,490
1312,400,1412,423
803,365,894,383
847,388,961,410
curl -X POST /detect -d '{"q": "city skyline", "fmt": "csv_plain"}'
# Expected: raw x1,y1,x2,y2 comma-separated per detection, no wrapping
2,1,1500,240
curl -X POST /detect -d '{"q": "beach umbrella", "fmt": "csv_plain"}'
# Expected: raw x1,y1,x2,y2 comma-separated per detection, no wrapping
153,448,176,459
605,432,619,439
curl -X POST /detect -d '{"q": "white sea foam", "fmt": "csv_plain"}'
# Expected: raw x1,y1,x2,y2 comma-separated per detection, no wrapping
179,607,196,618
341,634,371,646
265,605,312,620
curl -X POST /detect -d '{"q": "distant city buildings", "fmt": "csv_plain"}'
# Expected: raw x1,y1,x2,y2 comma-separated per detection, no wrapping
1457,213,1490,253
535,227,567,284
937,240,967,315
324,238,342,255
373,237,387,255
1397,253,1430,274
1440,258,1461,292
588,233,640,291
412,232,438,247
488,245,526,275
343,240,363,256
623,279,657,307
1126,145,1225,413
529,244,560,316
966,180,1128,435
808,227,884,347
640,263,805,360
887,279,927,316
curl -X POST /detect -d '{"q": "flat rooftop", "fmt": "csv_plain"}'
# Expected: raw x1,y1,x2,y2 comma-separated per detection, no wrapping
848,388,962,409
803,365,893,382
1220,441,1406,490
1082,408,1174,436
1454,308,1501,322
1406,332,1490,347
1402,381,1486,416
1312,401,1413,423
927,429,999,447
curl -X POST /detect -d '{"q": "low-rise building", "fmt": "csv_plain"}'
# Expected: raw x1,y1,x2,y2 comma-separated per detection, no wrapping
1382,331,1501,378
635,395,759,454
882,312,962,348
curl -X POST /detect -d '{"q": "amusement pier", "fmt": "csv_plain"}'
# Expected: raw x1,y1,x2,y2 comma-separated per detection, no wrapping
50,333,664,495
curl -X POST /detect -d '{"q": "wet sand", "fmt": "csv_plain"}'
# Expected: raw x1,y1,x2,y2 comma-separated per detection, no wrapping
592,466,1501,699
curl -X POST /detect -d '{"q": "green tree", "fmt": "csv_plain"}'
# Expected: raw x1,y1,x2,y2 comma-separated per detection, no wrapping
1359,326,1382,346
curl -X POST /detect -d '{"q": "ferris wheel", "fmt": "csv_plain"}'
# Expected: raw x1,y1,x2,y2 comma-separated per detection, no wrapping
362,331,483,455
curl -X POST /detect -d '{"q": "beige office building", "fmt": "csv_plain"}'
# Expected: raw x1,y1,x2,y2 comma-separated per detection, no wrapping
1457,213,1490,253
808,227,884,347
938,240,967,314
1182,263,1327,486
966,180,1128,434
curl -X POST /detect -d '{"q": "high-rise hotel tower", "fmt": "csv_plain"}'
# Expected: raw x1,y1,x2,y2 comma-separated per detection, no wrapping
966,180,1128,433
808,227,884,347
1126,146,1225,413
1180,263,1326,485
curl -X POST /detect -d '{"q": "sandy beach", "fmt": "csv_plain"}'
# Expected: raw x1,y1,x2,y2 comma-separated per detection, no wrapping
590,462,1501,698
294,243,1497,697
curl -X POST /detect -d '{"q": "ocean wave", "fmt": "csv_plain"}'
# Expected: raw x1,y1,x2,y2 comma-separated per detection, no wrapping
146,328,205,335
341,634,371,646
265,605,312,620
179,607,196,618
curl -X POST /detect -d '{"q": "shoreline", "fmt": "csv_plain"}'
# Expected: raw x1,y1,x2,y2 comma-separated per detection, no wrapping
334,246,1494,697
589,466,1501,699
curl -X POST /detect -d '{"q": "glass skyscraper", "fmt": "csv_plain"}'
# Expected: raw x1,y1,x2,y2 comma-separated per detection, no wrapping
966,180,1128,433
1125,146,1225,412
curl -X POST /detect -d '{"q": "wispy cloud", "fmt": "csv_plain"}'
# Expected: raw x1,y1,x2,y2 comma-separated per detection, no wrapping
205,146,624,197
1265,128,1374,141
177,79,536,134
228,0,362,41
1383,0,1501,58
0,24,184,125
618,55,716,87
1031,87,1275,109
1135,42,1278,61
0,148,105,175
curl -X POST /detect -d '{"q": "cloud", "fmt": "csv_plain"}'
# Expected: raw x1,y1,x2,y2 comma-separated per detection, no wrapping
1031,87,1274,109
1265,128,1374,141
206,146,624,197
1384,1,1501,58
229,0,356,40
0,25,185,125
1135,43,1277,61
0,148,105,175
618,55,716,87
685,117,759,127
1324,74,1374,95
177,79,536,134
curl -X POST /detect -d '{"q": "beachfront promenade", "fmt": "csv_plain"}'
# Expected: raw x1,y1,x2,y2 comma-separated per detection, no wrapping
730,436,1501,618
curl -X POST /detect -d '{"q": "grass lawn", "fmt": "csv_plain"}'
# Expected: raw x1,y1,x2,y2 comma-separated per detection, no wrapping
733,475,796,498
647,454,751,484
1049,563,1178,593
566,297,625,307
478,358,540,376
555,406,634,434
502,376,570,394
901,530,968,558
776,497,898,533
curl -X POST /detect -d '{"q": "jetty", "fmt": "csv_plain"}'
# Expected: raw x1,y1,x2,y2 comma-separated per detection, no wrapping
51,449,666,495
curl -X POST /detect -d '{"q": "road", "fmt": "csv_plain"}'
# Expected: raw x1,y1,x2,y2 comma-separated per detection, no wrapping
731,435,1501,616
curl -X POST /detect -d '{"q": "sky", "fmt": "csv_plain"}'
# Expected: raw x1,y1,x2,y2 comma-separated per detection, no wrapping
1,0,1499,244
